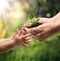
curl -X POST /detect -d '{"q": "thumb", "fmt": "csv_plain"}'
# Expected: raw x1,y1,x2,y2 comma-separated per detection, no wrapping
13,29,19,39
39,18,50,24
24,28,30,33
24,27,39,35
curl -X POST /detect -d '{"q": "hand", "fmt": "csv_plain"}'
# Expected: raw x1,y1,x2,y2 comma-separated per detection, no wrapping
12,29,31,47
23,17,60,41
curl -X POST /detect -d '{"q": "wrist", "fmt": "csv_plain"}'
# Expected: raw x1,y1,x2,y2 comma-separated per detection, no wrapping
12,37,22,47
11,37,18,47
55,22,60,33
52,12,60,22
57,22,60,32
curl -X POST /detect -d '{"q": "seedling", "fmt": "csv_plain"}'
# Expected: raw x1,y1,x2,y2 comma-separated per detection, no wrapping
29,14,40,28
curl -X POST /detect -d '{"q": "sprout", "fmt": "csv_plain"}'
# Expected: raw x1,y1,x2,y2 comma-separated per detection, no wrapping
29,14,40,27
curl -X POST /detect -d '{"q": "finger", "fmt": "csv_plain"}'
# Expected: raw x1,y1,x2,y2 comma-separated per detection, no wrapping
19,30,23,36
22,30,26,34
22,27,30,34
24,27,43,35
25,36,32,40
16,29,19,34
13,29,19,39
17,33,31,41
32,33,46,41
22,23,30,29
13,34,19,40
23,36,32,44
31,33,41,41
24,37,32,42
23,44,30,47
24,33,31,37
23,40,31,45
19,29,26,36
20,33,31,39
39,18,50,24
23,28,36,35
21,29,27,35
32,35,39,41
24,40,30,43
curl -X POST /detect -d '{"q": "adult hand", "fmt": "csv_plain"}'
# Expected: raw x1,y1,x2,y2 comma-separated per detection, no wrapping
23,17,60,41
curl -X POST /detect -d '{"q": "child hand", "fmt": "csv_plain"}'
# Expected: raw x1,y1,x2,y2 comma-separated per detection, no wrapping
12,29,31,47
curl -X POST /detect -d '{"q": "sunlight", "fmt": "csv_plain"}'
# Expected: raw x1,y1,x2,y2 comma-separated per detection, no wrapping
0,0,9,15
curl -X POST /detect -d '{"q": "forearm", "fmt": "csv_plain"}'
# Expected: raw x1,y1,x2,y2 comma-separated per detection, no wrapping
0,38,17,53
53,12,60,19
52,12,60,33
56,22,60,33
54,12,60,32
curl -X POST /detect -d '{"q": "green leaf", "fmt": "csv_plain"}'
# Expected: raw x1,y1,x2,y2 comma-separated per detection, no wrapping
29,13,35,20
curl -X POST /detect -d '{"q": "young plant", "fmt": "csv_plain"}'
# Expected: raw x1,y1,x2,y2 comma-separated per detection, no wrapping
29,14,40,28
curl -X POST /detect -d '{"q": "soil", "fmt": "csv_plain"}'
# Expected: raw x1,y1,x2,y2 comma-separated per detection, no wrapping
29,23,42,28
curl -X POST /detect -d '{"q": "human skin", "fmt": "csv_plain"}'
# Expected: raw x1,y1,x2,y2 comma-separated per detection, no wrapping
23,12,60,41
0,29,31,53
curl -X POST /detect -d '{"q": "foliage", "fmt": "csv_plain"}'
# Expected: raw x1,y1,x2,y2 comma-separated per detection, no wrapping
29,14,40,27
36,0,60,17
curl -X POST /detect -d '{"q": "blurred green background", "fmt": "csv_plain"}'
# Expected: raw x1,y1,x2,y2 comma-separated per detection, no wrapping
0,0,60,61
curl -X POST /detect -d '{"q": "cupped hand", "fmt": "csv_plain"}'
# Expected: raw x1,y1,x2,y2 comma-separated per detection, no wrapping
23,17,60,41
